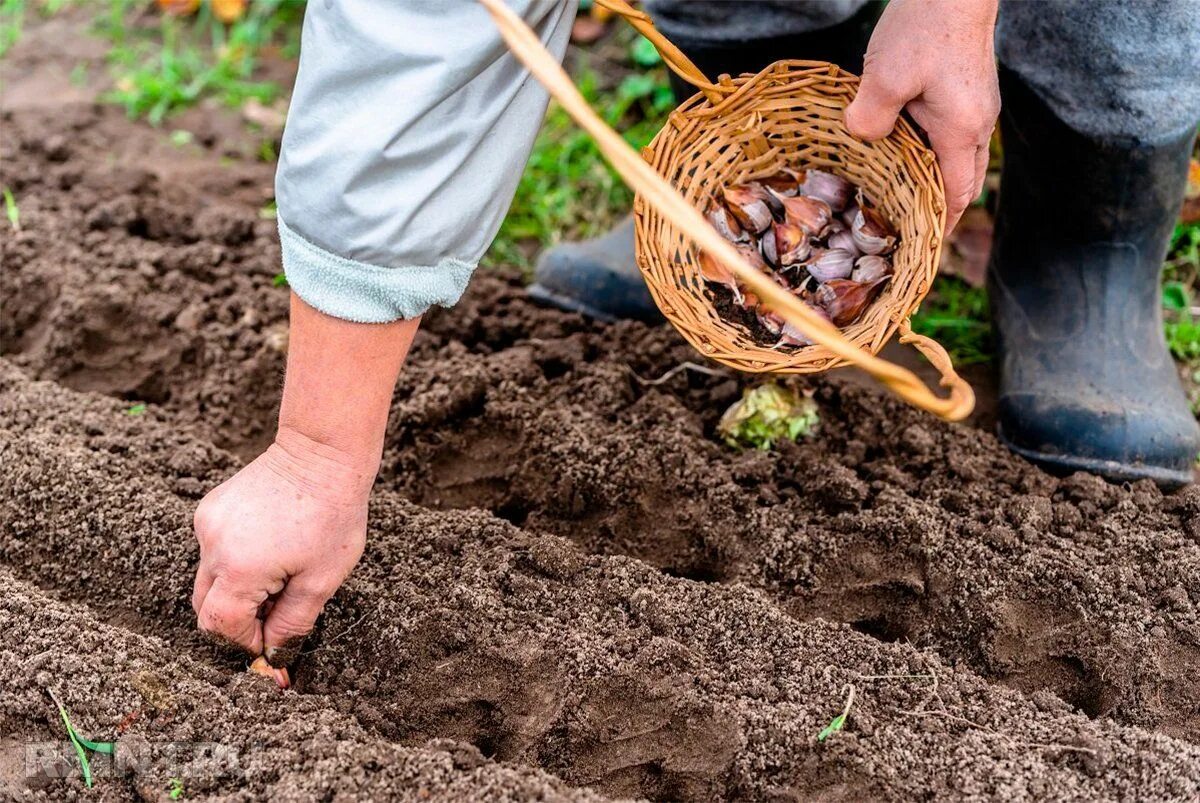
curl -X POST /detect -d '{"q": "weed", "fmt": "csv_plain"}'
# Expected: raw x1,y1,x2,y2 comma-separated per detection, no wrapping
272,272,288,288
909,276,993,365
717,383,819,450
3,187,19,231
259,199,277,220
0,0,24,57
169,777,186,799
47,688,115,788
817,684,856,743
98,0,303,125
125,402,147,415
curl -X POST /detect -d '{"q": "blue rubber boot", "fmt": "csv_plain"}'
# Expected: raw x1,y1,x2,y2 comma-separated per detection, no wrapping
989,67,1200,487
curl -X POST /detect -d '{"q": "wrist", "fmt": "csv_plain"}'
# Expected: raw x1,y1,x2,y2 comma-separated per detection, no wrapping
267,424,379,503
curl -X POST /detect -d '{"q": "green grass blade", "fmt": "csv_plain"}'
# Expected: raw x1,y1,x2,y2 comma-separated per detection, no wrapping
3,187,19,231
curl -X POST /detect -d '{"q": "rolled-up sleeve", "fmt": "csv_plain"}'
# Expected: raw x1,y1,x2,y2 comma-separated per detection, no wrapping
275,0,575,323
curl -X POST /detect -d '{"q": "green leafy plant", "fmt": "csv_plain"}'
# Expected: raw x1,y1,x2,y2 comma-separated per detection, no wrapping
817,685,856,743
629,34,662,68
3,187,19,231
47,688,115,789
169,777,186,799
717,383,819,450
272,272,288,288
1162,280,1200,362
125,402,147,416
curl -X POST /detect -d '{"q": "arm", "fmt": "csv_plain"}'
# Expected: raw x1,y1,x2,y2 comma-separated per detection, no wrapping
191,1,575,670
843,0,1000,234
192,295,418,665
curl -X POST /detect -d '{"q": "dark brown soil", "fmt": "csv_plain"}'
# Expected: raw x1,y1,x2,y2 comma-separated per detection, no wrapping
6,16,1200,803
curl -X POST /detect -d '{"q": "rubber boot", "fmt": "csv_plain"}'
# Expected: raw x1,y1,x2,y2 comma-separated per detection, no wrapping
988,66,1200,487
529,3,882,322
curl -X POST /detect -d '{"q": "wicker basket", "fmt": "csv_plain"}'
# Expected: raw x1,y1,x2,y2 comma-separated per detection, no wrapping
481,0,974,421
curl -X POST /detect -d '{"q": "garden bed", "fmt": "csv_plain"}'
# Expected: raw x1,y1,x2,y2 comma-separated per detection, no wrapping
5,23,1200,803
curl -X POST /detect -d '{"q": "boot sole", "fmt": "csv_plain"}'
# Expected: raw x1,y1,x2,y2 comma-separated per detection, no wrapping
526,283,617,323
997,427,1194,489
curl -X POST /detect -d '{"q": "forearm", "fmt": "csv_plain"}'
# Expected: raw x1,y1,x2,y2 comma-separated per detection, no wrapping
275,292,419,494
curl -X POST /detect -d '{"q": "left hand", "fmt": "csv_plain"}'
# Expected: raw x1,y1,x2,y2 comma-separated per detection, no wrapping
843,0,1001,234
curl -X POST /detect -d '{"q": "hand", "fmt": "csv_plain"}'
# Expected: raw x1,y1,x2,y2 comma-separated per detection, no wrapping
191,427,372,664
843,0,1000,234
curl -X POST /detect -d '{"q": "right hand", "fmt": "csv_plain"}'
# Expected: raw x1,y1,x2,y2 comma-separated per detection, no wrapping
843,0,1000,234
191,427,373,666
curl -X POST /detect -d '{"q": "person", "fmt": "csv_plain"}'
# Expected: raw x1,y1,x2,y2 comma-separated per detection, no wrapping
192,0,1200,670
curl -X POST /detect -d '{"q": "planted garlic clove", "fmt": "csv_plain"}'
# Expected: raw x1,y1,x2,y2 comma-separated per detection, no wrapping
773,221,810,267
723,184,774,233
851,254,892,283
826,228,860,257
815,276,892,326
770,191,832,237
759,167,804,197
707,202,745,243
799,169,853,212
250,656,290,689
851,203,898,255
804,248,855,283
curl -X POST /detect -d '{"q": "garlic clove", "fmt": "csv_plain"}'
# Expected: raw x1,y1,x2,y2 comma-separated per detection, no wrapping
759,167,804,197
707,202,746,243
804,248,855,283
773,221,810,267
851,254,892,283
850,202,897,255
815,276,892,326
826,228,860,257
722,184,774,233
250,656,290,689
799,169,853,212
770,190,832,237
760,225,779,267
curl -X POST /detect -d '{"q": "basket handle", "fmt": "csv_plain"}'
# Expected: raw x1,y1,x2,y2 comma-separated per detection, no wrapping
479,0,975,422
590,0,723,101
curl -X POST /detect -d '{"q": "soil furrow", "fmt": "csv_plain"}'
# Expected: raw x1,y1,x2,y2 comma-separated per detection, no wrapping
0,567,609,802
5,363,1200,801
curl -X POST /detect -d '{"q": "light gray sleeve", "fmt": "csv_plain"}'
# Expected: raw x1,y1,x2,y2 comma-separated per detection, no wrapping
275,0,575,323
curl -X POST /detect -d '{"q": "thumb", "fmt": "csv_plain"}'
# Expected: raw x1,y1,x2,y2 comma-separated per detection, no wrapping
262,578,331,666
844,70,914,142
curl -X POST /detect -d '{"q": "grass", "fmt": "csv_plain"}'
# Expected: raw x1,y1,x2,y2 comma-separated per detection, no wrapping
47,688,115,789
3,186,19,231
909,276,993,366
97,0,302,126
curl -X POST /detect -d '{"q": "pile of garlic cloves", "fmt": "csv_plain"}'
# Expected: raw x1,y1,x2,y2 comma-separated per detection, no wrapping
698,168,898,349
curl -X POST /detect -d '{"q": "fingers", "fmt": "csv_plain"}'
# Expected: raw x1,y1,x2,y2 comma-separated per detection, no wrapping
262,577,333,666
844,66,917,142
191,564,215,616
931,133,986,236
196,576,266,656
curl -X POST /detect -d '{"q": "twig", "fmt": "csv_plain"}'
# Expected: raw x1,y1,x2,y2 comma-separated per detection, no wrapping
629,361,730,386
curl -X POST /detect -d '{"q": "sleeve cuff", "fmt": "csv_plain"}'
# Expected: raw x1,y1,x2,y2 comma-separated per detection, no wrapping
277,215,477,323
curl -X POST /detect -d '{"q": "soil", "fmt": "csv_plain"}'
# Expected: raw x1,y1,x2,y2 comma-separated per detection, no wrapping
5,14,1200,803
